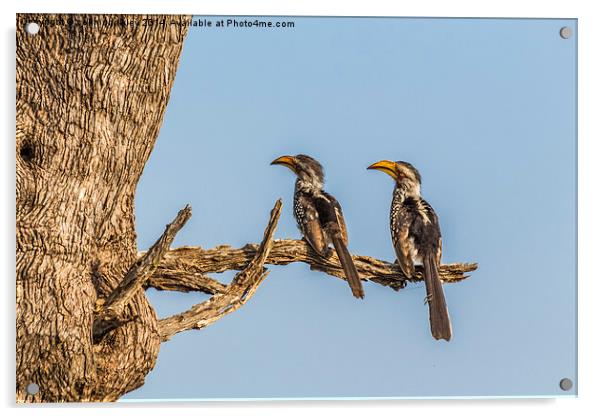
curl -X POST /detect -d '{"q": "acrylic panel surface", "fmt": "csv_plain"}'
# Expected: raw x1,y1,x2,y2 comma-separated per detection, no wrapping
13,15,572,401
118,16,578,400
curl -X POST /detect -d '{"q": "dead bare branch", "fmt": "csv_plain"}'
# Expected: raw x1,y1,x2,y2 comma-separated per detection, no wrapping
146,239,477,294
97,205,192,321
157,199,282,341
144,270,227,295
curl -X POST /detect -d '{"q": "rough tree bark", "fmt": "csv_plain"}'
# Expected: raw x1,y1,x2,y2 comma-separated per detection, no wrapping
16,13,477,403
16,14,191,402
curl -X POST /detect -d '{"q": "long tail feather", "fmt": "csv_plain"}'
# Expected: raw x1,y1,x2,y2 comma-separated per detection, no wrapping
423,253,452,341
332,236,365,299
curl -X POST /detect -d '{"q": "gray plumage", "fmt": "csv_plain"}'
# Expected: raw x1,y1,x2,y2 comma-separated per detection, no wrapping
273,154,364,299
369,160,452,341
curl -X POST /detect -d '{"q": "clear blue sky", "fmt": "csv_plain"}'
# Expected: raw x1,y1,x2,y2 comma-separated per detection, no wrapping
124,16,576,400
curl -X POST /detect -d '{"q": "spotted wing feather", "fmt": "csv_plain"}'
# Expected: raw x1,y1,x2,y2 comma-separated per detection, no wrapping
294,192,327,256
407,197,451,341
390,201,415,279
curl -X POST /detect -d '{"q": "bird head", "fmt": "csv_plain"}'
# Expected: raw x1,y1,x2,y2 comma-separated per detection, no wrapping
271,154,325,187
367,160,422,190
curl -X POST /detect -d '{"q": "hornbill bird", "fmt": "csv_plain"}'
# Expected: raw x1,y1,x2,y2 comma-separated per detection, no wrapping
271,154,365,299
368,160,452,341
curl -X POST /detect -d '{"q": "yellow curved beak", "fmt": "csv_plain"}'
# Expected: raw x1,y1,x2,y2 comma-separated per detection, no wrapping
367,160,397,179
270,155,297,172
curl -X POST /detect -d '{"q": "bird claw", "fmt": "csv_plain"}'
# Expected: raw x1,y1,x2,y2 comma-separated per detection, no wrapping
423,294,433,305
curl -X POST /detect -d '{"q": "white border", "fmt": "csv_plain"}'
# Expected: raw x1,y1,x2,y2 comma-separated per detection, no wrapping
3,1,601,415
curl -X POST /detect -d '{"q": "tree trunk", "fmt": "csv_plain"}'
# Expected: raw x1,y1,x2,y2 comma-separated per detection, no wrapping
16,14,190,402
